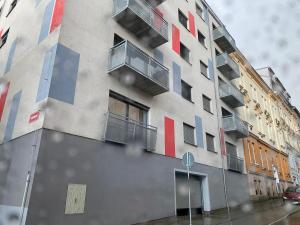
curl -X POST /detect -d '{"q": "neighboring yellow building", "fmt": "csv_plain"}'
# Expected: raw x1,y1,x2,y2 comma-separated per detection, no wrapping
231,51,300,199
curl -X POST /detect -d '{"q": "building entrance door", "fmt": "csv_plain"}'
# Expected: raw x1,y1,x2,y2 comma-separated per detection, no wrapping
175,171,203,216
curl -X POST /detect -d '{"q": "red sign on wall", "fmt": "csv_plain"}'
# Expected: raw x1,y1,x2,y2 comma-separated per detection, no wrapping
220,128,227,156
29,111,40,123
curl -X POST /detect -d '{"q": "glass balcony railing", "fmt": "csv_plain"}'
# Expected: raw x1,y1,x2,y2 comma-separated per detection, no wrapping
104,112,157,151
213,26,236,53
227,154,244,173
219,82,245,108
223,115,249,138
113,0,168,48
108,40,169,95
216,53,240,80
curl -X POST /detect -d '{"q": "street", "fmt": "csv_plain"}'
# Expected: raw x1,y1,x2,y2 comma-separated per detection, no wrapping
136,200,300,225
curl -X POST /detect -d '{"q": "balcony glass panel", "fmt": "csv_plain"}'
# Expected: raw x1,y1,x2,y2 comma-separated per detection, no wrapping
223,115,249,138
219,82,244,107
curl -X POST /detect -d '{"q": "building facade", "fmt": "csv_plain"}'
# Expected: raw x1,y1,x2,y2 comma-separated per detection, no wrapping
232,52,300,200
0,0,250,225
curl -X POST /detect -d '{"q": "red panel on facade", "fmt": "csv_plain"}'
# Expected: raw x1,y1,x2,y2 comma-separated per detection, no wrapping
29,111,40,123
165,116,175,157
188,12,196,37
172,24,180,54
0,28,3,38
220,128,227,155
0,82,10,122
154,8,164,29
50,0,65,33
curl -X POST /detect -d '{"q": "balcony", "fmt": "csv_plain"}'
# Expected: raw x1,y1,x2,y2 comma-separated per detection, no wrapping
145,0,166,7
213,26,236,53
108,41,169,96
104,112,157,151
219,82,245,108
113,0,168,48
227,154,244,173
223,115,249,138
216,53,240,80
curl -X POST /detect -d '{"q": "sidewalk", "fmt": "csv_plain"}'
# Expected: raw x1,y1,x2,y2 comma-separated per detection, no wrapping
136,199,300,225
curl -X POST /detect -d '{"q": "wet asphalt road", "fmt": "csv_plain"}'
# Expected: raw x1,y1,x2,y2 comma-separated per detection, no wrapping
272,210,300,225
136,200,300,225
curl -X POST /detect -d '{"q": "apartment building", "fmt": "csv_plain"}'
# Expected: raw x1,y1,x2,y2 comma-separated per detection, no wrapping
232,52,300,199
0,0,250,224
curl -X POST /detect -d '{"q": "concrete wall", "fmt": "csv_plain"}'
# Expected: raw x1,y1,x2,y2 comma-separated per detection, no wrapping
22,129,249,225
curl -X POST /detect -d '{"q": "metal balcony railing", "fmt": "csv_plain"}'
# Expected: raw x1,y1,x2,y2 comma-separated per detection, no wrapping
113,0,168,48
108,40,169,95
227,154,244,173
219,82,245,108
104,112,157,151
223,115,249,138
213,26,236,53
216,53,240,80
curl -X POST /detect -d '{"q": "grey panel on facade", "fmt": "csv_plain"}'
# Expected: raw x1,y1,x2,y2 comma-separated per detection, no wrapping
19,129,250,225
195,116,204,148
4,39,17,74
48,44,80,104
208,59,214,80
4,91,22,142
36,44,57,102
38,0,55,44
173,62,181,95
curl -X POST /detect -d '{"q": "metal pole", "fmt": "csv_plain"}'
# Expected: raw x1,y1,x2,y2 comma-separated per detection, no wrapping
20,172,30,225
188,162,192,225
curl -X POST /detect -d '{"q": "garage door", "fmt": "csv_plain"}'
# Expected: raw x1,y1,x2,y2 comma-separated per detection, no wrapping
175,172,203,216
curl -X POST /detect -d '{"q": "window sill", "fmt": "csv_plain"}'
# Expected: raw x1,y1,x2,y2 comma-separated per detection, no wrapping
204,109,214,115
201,73,212,80
182,97,195,104
207,149,218,154
184,141,198,147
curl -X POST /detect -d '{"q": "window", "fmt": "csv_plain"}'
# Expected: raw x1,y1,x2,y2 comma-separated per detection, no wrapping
200,61,208,77
113,33,124,46
195,3,203,19
226,142,237,156
180,42,190,63
7,0,17,17
215,49,221,56
108,91,148,123
206,133,215,152
203,95,212,113
183,123,195,145
178,10,188,29
181,80,192,102
0,29,9,49
198,31,206,46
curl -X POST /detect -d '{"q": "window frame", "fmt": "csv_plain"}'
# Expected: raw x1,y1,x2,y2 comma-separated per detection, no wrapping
178,9,188,30
6,0,17,17
181,80,192,102
200,60,208,78
197,30,206,47
206,133,215,152
180,42,191,64
202,94,212,114
183,123,196,146
195,3,204,20
0,29,9,49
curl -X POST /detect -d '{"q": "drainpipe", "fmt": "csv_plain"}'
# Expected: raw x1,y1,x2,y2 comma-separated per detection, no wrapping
207,23,231,221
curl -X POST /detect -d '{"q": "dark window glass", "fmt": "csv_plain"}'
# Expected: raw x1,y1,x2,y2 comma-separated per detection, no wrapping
180,42,190,63
226,142,237,156
7,0,17,17
203,95,211,113
0,29,9,49
195,4,203,18
181,80,192,101
200,61,208,77
114,34,124,46
178,10,188,29
184,123,195,145
206,133,215,152
198,31,206,46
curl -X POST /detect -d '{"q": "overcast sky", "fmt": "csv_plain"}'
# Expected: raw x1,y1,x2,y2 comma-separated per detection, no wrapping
205,0,300,109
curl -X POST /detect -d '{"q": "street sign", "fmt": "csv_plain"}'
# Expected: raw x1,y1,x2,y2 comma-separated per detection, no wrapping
182,152,194,225
182,152,194,169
